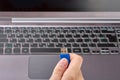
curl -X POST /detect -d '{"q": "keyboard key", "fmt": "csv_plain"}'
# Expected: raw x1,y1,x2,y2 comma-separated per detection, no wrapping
64,43,71,47
60,39,67,42
22,48,29,54
84,39,91,42
102,30,115,33
47,43,54,47
81,43,88,47
5,43,12,48
73,48,81,53
98,43,116,47
82,34,88,38
0,34,7,38
76,39,83,42
89,43,96,47
56,43,63,47
0,48,3,54
0,43,4,47
39,43,46,47
93,39,99,42
10,39,17,43
68,39,75,42
66,34,72,38
35,39,42,42
5,48,12,54
57,34,64,38
72,43,79,47
43,38,50,42
31,48,61,54
83,48,90,53
101,39,108,42
0,39,8,42
18,39,25,42
51,39,58,42
31,44,38,47
33,34,40,38
22,44,29,47
106,34,117,42
14,43,21,47
26,39,33,42
74,34,80,38
13,48,20,54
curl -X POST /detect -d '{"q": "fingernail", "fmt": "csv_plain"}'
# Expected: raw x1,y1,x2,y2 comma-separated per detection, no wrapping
58,58,68,67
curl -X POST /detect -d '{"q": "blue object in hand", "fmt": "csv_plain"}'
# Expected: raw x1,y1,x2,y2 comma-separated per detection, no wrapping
60,53,70,64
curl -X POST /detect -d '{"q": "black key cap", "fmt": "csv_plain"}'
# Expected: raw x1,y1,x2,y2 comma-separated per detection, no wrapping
57,34,64,38
5,43,12,48
101,39,108,42
31,44,38,47
16,34,23,38
35,39,42,42
82,34,88,38
14,43,21,47
89,43,96,47
47,43,54,47
73,48,81,53
81,43,88,47
51,39,58,42
90,34,96,38
22,44,29,47
18,39,25,42
0,39,8,42
41,34,48,38
60,39,67,42
25,34,32,38
56,43,63,47
74,34,80,38
66,34,72,38
31,48,61,53
76,39,83,42
72,43,79,47
49,34,56,38
106,34,117,42
83,48,90,53
26,39,33,42
98,34,105,38
69,30,76,33
93,30,100,33
5,48,12,54
102,30,115,33
0,48,3,54
68,39,75,42
64,43,71,47
0,34,7,38
33,34,40,38
0,43,4,47
13,48,20,54
98,43,116,47
93,39,99,42
84,39,91,42
10,39,17,43
39,43,46,47
43,38,50,42
22,48,29,54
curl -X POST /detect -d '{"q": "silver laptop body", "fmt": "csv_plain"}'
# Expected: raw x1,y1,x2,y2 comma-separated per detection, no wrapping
0,0,120,80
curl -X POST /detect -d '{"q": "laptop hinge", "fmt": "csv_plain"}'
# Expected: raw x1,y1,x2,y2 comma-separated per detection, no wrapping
12,18,120,23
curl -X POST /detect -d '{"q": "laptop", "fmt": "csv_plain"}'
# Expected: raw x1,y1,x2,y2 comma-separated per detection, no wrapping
0,0,120,80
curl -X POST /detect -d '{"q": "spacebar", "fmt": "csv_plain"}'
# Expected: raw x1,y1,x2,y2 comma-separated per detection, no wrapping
31,48,61,54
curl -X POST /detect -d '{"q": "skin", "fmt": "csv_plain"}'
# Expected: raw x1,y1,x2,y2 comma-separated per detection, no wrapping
49,53,84,80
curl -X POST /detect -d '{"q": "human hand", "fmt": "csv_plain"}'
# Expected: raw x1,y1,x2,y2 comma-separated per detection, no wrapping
49,53,84,80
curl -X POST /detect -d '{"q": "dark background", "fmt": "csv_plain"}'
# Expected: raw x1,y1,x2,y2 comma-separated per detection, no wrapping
0,0,120,11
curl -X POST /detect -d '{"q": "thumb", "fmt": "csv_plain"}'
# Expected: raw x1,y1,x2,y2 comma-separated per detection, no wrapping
49,58,68,80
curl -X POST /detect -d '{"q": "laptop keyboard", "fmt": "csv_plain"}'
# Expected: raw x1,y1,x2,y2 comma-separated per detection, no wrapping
0,25,120,55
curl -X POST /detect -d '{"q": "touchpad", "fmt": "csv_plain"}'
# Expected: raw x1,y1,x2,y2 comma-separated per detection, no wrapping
28,55,60,79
